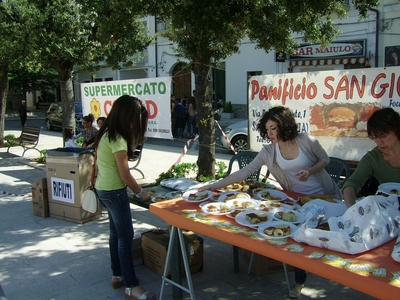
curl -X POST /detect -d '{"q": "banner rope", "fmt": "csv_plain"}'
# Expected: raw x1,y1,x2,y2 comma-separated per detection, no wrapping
215,119,237,154
0,191,31,197
168,134,199,172
166,120,238,173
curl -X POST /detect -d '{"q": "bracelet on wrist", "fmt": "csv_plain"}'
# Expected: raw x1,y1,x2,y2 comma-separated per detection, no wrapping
137,187,145,196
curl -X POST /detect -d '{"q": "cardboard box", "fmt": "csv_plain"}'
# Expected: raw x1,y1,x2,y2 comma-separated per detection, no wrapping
239,248,294,275
141,229,203,276
48,201,101,224
132,237,143,266
46,150,101,223
31,178,49,217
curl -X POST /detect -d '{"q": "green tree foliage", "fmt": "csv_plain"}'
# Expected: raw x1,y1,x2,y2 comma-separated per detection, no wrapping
1,0,152,144
0,0,39,146
30,0,152,135
136,0,378,179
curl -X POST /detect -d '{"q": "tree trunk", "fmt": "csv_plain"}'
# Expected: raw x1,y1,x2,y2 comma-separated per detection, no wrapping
0,65,10,148
58,66,75,144
193,61,215,179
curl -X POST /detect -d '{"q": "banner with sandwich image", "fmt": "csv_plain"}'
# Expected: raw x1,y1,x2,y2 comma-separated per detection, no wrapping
248,67,400,160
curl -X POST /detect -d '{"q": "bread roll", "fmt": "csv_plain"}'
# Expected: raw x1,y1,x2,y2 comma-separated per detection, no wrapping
327,107,355,128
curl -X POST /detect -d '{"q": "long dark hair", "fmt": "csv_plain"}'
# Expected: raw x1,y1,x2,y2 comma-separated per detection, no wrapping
94,95,148,159
256,106,298,142
367,107,400,140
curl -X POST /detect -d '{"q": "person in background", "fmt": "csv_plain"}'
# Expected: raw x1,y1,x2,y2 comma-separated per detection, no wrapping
342,107,400,207
64,127,81,148
97,116,106,129
186,96,198,138
94,95,156,300
170,94,177,137
217,95,224,109
199,106,342,298
73,114,98,148
18,100,27,127
174,98,187,138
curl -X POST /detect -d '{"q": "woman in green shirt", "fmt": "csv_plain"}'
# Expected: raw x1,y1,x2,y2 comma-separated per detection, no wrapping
343,107,400,207
94,95,156,300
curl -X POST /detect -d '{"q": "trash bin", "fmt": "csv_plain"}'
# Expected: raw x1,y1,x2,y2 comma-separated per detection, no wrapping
46,148,102,224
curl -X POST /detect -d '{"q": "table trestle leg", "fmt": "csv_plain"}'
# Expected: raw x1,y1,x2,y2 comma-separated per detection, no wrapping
159,226,196,300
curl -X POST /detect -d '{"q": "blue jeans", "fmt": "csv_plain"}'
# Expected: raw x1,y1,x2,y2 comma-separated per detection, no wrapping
294,267,306,285
95,187,139,288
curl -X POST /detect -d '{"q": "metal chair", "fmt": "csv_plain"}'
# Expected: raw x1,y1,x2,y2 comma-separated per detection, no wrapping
128,144,145,178
224,151,270,181
325,157,351,188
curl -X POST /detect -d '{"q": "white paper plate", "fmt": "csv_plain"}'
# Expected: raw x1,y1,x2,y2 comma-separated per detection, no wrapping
226,209,242,219
201,202,233,215
225,199,259,210
218,191,251,202
377,182,400,196
166,191,183,199
255,189,289,201
199,200,217,208
271,209,305,224
235,209,272,228
182,189,213,202
151,195,168,203
258,221,298,239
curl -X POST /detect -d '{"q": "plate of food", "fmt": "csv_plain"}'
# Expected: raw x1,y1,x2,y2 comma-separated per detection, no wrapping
244,179,276,190
226,209,242,219
259,200,298,211
258,221,298,239
225,198,259,210
218,191,251,202
201,202,232,215
219,181,251,192
166,191,183,199
151,195,169,203
377,182,400,196
182,190,213,203
298,194,341,206
235,209,272,228
272,209,305,224
256,189,289,201
198,199,217,208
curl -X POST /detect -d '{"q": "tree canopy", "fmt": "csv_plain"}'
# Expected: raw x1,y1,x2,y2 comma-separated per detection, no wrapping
136,0,379,179
0,0,152,144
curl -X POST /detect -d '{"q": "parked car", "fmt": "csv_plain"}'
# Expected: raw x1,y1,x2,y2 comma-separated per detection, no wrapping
45,102,83,132
220,120,249,152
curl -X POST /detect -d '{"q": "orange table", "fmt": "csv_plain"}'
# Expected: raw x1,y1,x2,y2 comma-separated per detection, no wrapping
150,192,400,299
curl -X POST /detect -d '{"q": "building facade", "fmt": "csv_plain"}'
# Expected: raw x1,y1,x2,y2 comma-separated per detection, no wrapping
74,1,400,117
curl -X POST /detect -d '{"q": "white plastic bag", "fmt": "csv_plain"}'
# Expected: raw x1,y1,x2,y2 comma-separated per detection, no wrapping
293,195,400,254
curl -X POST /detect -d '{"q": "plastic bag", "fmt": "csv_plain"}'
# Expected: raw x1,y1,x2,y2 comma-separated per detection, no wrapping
293,195,400,254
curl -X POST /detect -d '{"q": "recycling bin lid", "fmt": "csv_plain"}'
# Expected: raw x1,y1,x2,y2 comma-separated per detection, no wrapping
46,147,94,157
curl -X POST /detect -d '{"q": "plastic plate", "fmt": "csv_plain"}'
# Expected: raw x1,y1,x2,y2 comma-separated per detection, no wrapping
271,209,305,224
257,221,298,239
234,209,272,228
182,190,213,202
201,202,233,215
255,189,289,201
217,191,251,202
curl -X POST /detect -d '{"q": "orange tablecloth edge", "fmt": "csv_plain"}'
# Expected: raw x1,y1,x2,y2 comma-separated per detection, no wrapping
150,197,400,299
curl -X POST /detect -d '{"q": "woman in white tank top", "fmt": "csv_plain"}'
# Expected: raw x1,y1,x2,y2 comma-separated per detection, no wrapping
200,106,342,298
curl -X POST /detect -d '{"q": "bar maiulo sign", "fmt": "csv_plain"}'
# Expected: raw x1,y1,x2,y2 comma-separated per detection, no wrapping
290,40,366,59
